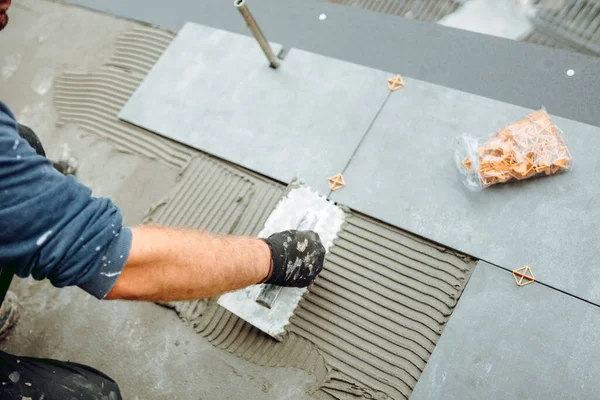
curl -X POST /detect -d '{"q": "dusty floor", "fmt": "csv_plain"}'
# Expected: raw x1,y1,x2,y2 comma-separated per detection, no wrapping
0,1,316,398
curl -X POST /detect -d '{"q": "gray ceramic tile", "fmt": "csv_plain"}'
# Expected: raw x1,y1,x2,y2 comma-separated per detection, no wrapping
330,77,600,304
411,261,600,400
120,22,390,194
68,0,600,128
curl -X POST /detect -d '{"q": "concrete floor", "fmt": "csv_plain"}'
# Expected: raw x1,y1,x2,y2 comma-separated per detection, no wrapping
0,1,316,398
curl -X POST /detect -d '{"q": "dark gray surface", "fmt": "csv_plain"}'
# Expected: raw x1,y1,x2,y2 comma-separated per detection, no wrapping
330,76,600,305
410,261,600,400
67,0,600,128
120,23,389,194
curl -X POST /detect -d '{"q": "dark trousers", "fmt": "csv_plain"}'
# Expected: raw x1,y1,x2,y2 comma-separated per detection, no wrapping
0,124,123,399
0,351,122,399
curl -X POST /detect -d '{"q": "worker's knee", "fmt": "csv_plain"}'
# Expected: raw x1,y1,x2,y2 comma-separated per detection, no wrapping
0,350,122,399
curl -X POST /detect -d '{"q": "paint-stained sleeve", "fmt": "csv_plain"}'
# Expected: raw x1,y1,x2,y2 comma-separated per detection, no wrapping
0,102,132,299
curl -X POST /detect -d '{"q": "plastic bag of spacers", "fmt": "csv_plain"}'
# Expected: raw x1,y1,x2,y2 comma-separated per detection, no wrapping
454,109,573,192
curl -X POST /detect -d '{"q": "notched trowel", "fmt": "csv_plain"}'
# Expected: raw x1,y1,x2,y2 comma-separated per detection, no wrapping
217,184,345,341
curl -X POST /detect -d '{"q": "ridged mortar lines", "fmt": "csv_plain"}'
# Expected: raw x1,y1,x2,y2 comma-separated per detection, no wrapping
523,0,600,56
54,26,195,168
109,26,175,74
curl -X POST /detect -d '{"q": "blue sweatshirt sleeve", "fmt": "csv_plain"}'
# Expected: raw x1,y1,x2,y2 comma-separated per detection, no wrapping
0,102,132,299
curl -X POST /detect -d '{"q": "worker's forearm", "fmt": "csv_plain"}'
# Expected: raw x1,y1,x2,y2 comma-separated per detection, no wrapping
105,225,271,301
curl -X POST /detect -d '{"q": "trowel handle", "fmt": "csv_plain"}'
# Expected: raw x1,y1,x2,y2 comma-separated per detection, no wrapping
255,212,319,309
254,283,281,309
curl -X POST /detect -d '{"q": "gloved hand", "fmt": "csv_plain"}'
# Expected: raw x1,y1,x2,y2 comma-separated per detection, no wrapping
262,230,326,287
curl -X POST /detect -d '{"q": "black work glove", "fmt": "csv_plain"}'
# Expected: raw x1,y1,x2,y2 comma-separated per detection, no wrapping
263,230,326,287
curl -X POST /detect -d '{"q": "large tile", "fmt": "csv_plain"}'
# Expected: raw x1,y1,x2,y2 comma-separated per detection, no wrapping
119,22,283,140
411,261,600,400
67,0,600,128
331,77,600,304
120,22,390,194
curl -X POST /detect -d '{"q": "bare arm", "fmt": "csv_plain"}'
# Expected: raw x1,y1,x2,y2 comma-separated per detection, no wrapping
105,225,272,301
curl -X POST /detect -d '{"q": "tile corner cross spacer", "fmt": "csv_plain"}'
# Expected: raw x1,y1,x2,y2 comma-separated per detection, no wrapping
388,75,404,91
461,156,472,170
512,265,535,287
328,173,345,191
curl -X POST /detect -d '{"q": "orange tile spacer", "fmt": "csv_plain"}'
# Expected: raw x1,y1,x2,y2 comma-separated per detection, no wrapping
461,157,472,170
387,75,404,91
512,265,535,287
328,173,345,191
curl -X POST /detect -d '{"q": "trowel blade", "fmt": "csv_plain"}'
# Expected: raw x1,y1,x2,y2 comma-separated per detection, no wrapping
217,185,345,340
